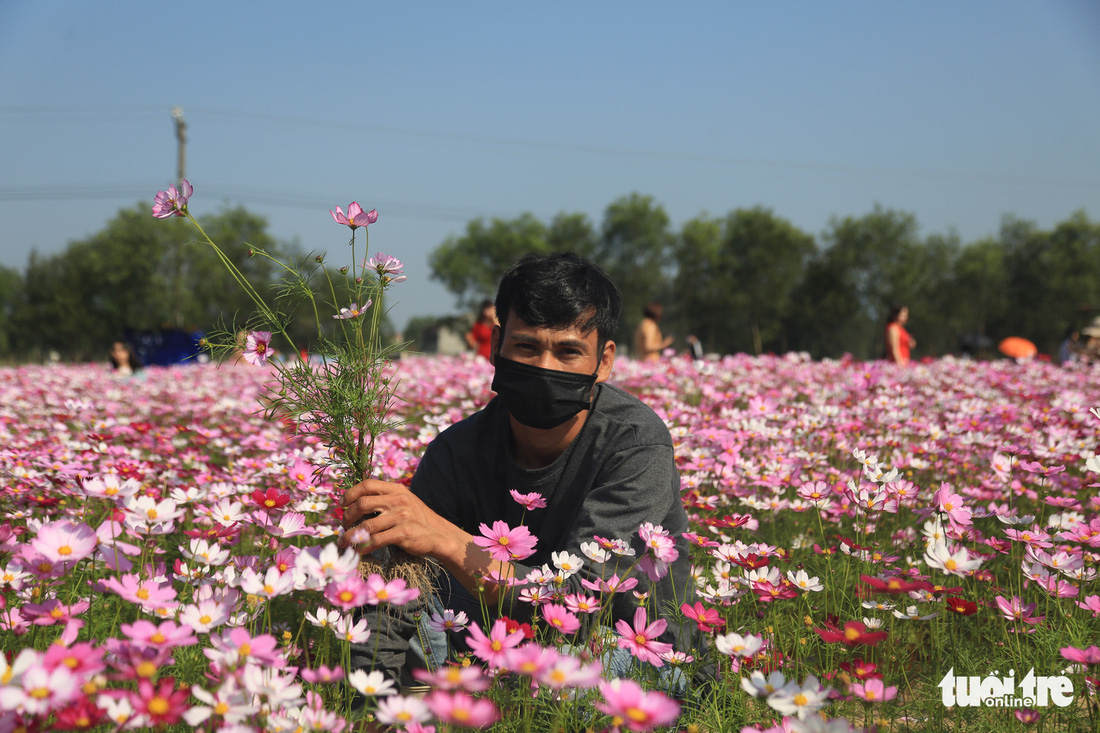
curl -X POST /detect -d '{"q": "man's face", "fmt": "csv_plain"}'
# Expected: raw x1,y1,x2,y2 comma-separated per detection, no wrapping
491,311,615,383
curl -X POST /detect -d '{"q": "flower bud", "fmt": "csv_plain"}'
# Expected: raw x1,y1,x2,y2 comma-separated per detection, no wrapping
355,277,363,285
339,266,348,274
248,248,255,258
314,255,324,263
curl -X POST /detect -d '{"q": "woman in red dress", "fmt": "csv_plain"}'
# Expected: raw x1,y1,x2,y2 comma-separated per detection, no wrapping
884,304,915,365
466,299,496,360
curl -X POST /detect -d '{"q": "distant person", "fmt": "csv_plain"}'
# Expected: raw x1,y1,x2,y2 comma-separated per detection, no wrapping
685,334,705,362
465,299,496,360
109,340,142,377
1080,319,1100,364
633,301,673,362
884,304,915,365
1058,327,1081,365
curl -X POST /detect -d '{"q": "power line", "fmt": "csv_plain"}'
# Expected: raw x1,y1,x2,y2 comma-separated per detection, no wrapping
0,183,504,223
2,104,1098,191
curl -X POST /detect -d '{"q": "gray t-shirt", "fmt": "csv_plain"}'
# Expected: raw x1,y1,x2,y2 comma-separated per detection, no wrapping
411,382,696,650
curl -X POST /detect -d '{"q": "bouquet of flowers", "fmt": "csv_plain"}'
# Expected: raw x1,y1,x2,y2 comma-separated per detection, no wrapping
153,181,420,577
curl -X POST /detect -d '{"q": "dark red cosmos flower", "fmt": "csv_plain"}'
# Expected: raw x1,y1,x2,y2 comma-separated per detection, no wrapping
53,695,106,730
840,658,883,680
945,596,979,616
815,621,889,647
860,574,933,595
930,583,964,597
249,488,291,510
733,553,770,569
711,514,752,529
500,616,535,640
182,524,239,542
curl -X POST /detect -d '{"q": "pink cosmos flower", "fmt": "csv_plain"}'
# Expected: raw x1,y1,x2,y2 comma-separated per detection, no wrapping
119,620,197,650
681,601,724,633
129,677,190,728
1061,645,1100,665
206,627,282,668
850,678,898,702
1077,595,1100,617
365,252,406,284
426,609,469,633
42,642,106,678
324,576,371,611
564,593,601,615
541,603,581,635
639,522,679,563
152,180,192,218
300,665,344,684
509,489,547,510
536,654,603,690
934,483,973,527
22,598,90,626
363,573,420,606
31,520,98,564
333,301,371,320
505,644,557,678
580,572,638,595
332,614,372,644
413,663,491,692
242,331,273,366
239,566,295,599
615,606,672,667
471,520,537,562
177,599,231,633
0,664,79,715
596,678,680,732
995,595,1045,627
330,202,377,229
424,690,499,728
375,695,431,728
466,619,525,670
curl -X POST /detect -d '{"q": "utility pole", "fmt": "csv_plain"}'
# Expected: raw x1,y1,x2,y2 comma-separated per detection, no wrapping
172,107,187,185
170,107,187,327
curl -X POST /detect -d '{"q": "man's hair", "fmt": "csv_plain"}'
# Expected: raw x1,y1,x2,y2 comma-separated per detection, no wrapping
495,252,622,350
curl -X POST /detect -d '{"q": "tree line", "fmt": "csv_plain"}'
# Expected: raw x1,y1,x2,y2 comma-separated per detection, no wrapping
429,194,1100,360
0,196,1096,363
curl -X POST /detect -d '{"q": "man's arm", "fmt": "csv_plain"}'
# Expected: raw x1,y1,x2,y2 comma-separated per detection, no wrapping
339,479,518,605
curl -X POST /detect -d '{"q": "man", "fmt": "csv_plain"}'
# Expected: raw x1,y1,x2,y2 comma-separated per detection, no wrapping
340,252,696,685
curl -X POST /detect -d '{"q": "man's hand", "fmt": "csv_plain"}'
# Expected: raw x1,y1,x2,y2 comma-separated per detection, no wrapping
338,478,465,560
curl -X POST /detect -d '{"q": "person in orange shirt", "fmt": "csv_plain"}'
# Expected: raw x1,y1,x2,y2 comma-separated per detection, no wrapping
884,304,916,365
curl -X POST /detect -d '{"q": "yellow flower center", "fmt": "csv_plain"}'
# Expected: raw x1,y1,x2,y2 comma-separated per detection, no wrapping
148,696,169,715
136,588,150,600
29,687,50,699
626,707,649,723
136,661,157,678
151,632,166,644
57,545,73,556
199,615,212,624
844,628,861,641
793,693,808,706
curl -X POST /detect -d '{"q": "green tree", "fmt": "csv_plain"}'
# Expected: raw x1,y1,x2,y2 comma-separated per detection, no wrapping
999,211,1100,354
596,194,675,346
673,207,814,355
8,203,294,361
428,213,549,310
0,264,23,358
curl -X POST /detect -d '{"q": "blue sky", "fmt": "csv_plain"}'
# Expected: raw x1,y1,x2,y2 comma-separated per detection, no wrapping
1,1,1098,330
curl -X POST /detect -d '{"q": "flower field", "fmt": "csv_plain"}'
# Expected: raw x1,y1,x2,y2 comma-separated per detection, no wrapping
1,354,1099,732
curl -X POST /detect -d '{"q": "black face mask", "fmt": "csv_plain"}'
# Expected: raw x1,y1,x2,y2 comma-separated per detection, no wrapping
491,353,599,429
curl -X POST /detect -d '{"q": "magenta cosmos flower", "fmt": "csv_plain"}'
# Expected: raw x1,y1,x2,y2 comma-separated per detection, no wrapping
1061,645,1100,665
471,520,537,562
615,606,672,667
152,180,192,218
330,202,377,229
596,678,680,732
466,619,525,670
242,331,272,366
